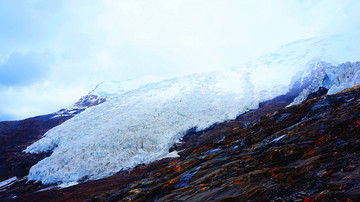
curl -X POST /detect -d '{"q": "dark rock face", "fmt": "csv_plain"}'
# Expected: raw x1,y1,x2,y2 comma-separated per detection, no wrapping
0,115,72,182
54,94,106,117
306,87,329,101
2,85,360,201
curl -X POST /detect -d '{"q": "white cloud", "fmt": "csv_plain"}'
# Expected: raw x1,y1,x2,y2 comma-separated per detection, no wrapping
0,52,50,86
0,0,359,120
0,83,88,120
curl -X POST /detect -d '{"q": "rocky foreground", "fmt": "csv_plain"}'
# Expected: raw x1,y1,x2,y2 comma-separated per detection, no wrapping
1,84,360,201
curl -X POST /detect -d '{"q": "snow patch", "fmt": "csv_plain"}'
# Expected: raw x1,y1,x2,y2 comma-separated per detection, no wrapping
58,181,79,189
271,135,286,143
0,176,17,190
163,151,180,159
36,186,57,192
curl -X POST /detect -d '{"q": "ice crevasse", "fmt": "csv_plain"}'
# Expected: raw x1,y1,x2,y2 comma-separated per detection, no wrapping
25,33,360,184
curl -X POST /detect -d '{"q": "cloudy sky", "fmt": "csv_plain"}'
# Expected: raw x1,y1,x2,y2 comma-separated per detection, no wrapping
0,0,359,121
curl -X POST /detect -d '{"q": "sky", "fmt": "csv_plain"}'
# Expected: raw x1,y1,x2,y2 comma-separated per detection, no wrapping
0,0,359,121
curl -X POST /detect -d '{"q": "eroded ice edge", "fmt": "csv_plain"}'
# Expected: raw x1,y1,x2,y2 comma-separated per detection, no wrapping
291,61,360,105
25,33,360,184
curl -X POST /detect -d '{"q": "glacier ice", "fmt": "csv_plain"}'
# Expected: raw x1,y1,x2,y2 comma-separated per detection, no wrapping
326,62,360,95
291,61,360,105
25,69,288,184
24,33,360,184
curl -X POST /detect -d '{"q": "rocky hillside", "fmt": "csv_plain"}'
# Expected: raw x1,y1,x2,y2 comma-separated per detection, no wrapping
1,81,360,201
0,115,71,182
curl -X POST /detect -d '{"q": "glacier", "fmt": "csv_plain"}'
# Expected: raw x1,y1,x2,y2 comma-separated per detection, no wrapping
291,61,360,105
326,62,360,95
24,33,360,184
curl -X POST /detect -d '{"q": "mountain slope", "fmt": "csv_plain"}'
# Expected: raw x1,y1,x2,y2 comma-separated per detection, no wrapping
0,115,71,182
0,75,315,201
24,33,360,185
3,71,360,202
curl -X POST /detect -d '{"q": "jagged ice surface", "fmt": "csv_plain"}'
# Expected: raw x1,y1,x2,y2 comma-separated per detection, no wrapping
291,61,360,105
25,33,360,184
25,69,287,184
326,62,360,95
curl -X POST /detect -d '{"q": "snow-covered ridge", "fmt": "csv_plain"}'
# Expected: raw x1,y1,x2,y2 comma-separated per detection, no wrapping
52,75,163,118
24,33,360,184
